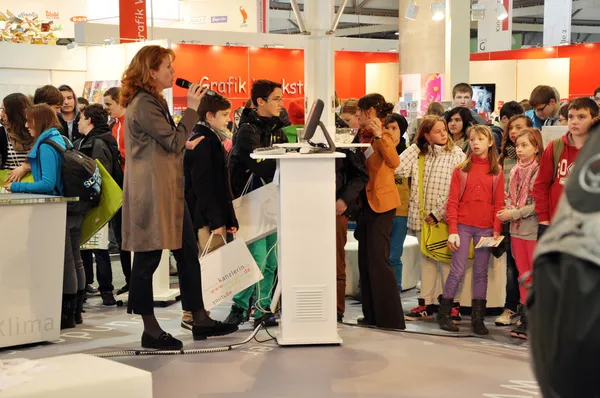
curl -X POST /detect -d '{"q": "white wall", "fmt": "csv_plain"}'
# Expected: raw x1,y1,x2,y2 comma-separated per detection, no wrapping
0,42,87,100
516,58,570,101
366,63,400,104
470,60,518,110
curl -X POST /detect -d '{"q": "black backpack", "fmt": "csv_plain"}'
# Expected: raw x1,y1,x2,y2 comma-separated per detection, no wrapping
529,121,600,397
43,136,102,209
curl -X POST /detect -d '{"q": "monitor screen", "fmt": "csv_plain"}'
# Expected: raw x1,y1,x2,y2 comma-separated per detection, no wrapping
472,84,496,113
303,99,324,142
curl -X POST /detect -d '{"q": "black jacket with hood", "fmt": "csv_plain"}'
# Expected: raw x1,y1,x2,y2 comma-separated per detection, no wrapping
59,112,83,142
184,123,238,231
74,123,122,185
229,108,288,198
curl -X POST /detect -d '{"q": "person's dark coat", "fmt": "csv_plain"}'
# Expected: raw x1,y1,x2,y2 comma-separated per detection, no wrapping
228,108,288,198
184,123,238,231
74,123,120,180
0,126,7,169
59,112,83,142
336,147,369,218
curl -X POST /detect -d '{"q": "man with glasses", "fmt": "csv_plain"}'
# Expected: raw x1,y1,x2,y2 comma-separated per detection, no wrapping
226,79,288,328
529,85,563,126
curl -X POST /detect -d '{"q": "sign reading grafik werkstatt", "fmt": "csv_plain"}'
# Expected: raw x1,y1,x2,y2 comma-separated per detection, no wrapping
199,76,304,96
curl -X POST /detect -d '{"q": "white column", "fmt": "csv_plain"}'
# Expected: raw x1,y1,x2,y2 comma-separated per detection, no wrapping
303,0,335,143
399,0,470,100
445,0,471,99
543,0,572,46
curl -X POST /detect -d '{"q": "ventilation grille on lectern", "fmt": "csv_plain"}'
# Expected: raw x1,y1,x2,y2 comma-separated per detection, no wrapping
292,286,326,322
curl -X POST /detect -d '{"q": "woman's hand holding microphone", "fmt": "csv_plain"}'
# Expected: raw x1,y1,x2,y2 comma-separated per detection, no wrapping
185,83,207,151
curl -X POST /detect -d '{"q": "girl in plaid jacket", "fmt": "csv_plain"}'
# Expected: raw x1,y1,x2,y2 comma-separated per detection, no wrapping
395,115,466,321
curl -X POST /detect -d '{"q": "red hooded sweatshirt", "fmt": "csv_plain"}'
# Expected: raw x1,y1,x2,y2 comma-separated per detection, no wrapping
532,132,580,223
111,114,126,170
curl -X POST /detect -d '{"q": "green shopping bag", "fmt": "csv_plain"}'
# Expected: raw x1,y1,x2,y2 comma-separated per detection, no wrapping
0,170,34,186
80,160,123,246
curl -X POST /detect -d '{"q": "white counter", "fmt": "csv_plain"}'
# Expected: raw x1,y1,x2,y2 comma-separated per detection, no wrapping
0,194,72,348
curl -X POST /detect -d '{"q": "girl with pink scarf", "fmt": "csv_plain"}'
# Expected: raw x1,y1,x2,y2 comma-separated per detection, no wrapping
497,128,544,340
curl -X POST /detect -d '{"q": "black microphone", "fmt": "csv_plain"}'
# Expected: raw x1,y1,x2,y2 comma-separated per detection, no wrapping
175,78,192,89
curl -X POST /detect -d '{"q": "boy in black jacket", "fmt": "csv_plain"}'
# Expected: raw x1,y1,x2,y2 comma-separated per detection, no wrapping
225,80,287,328
75,104,122,311
335,145,369,322
181,91,239,329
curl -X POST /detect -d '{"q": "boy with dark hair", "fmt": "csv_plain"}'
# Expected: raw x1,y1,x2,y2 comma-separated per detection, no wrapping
491,101,524,152
226,79,288,328
181,91,239,330
77,97,89,112
451,82,486,124
529,85,562,126
533,97,599,238
33,85,63,114
58,84,82,142
75,103,122,307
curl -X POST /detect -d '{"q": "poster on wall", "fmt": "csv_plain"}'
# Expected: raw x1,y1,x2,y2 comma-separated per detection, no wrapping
0,0,88,38
82,80,120,104
420,73,444,114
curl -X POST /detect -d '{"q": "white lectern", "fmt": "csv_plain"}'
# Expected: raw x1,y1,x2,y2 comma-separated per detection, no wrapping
251,152,344,346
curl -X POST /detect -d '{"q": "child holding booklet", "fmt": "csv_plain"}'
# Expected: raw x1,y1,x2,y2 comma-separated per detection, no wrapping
496,128,544,339
438,125,504,335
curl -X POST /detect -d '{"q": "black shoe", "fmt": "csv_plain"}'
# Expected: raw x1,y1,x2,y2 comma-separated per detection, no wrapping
141,332,183,350
75,290,86,324
337,313,344,323
224,306,246,326
192,321,239,340
117,284,129,295
101,291,117,306
254,313,278,328
471,299,489,336
510,313,528,339
437,298,459,332
60,294,77,330
357,317,370,326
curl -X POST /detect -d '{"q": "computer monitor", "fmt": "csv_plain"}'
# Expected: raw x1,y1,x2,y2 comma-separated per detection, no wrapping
472,84,496,113
302,99,336,152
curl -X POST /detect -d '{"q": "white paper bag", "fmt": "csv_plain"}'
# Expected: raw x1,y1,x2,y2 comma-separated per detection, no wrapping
80,224,109,251
233,181,279,245
200,236,263,311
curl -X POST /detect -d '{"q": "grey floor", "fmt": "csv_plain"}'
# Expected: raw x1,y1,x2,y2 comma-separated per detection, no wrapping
0,258,540,398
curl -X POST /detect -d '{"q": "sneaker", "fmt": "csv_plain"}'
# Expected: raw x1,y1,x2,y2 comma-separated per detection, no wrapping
116,284,129,295
181,318,193,331
224,306,246,326
495,308,519,326
86,284,100,296
451,303,462,322
405,299,436,321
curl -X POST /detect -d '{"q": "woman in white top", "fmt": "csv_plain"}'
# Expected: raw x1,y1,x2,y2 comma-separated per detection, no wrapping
395,115,466,321
0,93,34,170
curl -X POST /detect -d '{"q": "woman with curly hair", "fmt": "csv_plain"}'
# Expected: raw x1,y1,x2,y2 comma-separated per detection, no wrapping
120,45,238,350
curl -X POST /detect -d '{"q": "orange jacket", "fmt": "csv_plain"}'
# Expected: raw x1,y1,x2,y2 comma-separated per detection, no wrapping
364,130,401,213
111,114,125,170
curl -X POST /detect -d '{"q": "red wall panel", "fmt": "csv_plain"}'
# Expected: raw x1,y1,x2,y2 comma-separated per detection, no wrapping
171,44,398,111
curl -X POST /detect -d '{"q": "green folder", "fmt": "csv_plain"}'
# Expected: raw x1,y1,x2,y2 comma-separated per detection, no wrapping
80,160,123,246
0,170,34,186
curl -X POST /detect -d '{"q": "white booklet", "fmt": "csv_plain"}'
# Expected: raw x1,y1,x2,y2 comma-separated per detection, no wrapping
475,236,505,249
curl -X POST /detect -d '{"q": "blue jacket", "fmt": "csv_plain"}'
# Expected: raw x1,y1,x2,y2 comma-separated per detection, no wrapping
525,109,544,129
10,128,67,195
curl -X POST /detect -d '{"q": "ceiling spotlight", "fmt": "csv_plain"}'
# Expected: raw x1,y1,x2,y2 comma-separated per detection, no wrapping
405,1,419,20
496,1,508,20
431,1,445,21
471,3,485,21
